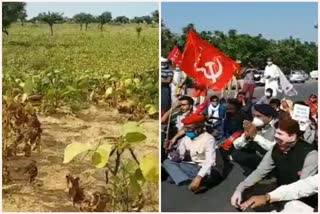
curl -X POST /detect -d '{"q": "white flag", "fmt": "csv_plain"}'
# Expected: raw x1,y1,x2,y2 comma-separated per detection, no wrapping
278,70,298,97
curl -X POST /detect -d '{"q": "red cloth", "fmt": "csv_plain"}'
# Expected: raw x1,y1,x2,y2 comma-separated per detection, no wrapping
180,29,240,92
194,98,211,115
182,114,205,125
167,45,182,66
305,95,318,119
222,131,243,151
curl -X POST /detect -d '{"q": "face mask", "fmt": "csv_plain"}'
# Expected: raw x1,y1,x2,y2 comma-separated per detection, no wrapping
274,129,297,153
267,61,273,65
266,92,272,98
252,117,264,127
185,131,198,140
211,102,218,107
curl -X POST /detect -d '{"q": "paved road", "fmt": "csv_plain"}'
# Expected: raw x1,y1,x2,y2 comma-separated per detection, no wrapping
208,80,318,102
161,80,317,212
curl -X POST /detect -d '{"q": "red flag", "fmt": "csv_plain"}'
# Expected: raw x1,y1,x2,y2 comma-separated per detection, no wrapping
180,30,240,91
167,45,182,65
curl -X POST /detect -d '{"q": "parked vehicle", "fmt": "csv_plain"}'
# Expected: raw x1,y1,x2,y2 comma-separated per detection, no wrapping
289,70,305,83
310,70,318,80
301,70,309,81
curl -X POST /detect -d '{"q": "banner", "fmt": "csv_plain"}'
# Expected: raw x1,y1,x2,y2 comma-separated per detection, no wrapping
180,29,240,91
167,45,182,66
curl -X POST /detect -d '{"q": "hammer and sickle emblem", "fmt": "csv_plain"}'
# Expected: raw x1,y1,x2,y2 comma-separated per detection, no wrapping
195,57,223,83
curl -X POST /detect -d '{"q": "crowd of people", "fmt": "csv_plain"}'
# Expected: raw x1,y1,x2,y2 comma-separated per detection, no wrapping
161,58,318,212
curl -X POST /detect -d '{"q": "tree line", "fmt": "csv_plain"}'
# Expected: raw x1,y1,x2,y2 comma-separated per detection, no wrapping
3,2,159,36
162,22,318,73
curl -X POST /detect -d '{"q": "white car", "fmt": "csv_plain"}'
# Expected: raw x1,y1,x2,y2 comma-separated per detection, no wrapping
310,70,318,80
289,71,305,83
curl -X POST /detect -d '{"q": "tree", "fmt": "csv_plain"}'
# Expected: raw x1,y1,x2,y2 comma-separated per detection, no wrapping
151,10,159,23
161,22,318,72
73,13,94,31
18,10,27,26
141,16,152,24
131,17,144,24
98,11,112,32
37,12,64,35
114,16,130,24
2,2,26,35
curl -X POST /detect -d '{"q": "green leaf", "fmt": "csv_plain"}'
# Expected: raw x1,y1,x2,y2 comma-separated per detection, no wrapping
63,142,92,164
23,78,33,95
139,154,159,183
147,105,158,116
124,159,138,175
134,168,146,183
92,143,113,168
130,175,141,194
125,132,147,143
121,122,143,136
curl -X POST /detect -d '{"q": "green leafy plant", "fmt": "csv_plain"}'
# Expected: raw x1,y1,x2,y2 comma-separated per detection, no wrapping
63,121,158,211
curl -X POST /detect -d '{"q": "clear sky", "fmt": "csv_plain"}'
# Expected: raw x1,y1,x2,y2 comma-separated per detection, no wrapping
26,2,158,19
162,2,318,43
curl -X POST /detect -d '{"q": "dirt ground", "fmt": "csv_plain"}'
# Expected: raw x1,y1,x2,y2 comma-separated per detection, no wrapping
2,106,159,212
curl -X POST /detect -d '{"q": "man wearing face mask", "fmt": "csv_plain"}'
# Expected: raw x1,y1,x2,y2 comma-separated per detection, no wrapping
232,104,277,175
264,57,280,97
256,88,273,105
162,114,224,193
204,95,226,139
231,118,318,210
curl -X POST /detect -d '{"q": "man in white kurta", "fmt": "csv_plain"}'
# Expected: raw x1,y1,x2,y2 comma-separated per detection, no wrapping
264,58,280,97
240,174,318,212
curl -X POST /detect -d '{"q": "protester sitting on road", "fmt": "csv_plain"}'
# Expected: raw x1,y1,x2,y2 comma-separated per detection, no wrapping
231,118,318,210
203,95,226,141
231,104,277,175
162,114,224,193
305,94,318,122
162,96,194,150
256,88,273,105
291,101,317,146
269,98,282,113
240,174,318,212
236,92,253,120
223,99,245,140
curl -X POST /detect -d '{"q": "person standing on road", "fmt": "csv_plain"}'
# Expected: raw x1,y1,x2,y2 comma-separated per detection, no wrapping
242,62,256,102
264,57,280,97
231,118,318,210
161,57,174,112
171,66,187,104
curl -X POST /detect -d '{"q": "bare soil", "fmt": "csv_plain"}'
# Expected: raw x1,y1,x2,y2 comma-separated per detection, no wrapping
2,106,159,212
